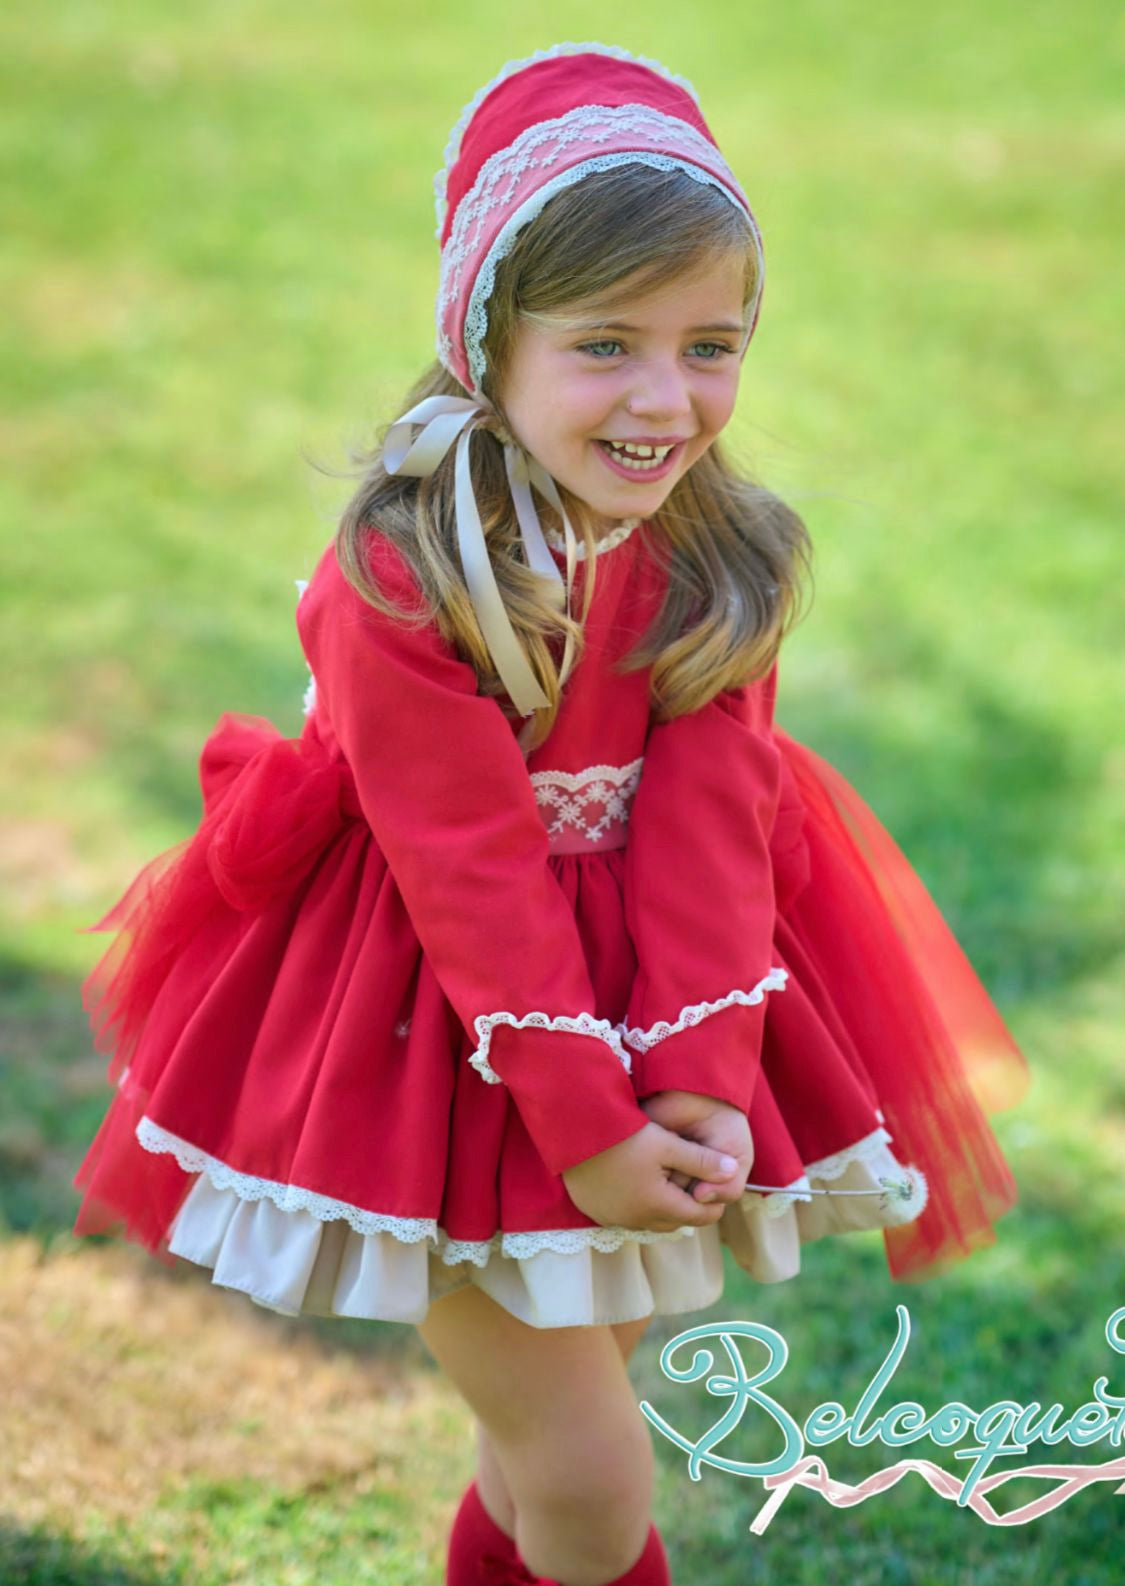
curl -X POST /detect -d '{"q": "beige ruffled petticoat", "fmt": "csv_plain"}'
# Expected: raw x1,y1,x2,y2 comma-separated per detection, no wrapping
160,1118,926,1330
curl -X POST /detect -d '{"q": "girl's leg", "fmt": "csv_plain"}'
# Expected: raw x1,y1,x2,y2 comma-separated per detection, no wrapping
475,1313,653,1539
419,1287,661,1586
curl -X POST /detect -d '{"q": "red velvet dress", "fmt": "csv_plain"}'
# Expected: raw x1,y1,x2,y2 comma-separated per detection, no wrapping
72,521,1029,1328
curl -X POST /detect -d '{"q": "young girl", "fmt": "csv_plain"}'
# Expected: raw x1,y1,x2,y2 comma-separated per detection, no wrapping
72,44,1030,1586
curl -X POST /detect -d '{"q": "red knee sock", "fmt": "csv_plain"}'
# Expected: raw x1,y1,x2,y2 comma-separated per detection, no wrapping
445,1480,670,1586
445,1477,540,1584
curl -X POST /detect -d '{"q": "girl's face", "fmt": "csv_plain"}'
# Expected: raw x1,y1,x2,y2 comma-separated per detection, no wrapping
496,251,750,531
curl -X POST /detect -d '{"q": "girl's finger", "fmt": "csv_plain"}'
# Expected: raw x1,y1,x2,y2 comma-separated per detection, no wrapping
661,1189,725,1228
668,1136,740,1184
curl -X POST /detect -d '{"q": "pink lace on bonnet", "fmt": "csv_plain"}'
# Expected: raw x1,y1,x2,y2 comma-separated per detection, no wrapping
382,44,766,729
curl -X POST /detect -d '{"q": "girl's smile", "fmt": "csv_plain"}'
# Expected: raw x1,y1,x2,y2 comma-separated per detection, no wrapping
594,438,686,480
496,252,750,533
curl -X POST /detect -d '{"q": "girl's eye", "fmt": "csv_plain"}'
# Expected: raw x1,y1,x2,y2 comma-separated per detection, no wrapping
575,340,737,360
689,341,737,360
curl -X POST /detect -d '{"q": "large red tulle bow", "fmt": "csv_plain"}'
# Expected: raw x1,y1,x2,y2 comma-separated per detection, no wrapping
79,712,364,1078
201,714,364,910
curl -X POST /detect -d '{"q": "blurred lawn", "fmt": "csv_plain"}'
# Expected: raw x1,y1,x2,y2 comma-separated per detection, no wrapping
1,1,1123,1582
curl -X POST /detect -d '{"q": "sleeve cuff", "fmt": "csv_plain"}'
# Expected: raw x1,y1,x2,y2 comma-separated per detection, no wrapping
619,967,788,1112
479,1016,649,1176
471,1010,632,1083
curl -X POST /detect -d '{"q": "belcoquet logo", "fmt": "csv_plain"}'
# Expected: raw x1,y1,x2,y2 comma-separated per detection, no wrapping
639,1304,1125,1529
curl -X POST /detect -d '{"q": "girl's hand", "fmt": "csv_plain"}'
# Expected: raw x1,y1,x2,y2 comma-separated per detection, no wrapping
561,1120,745,1233
640,1091,753,1207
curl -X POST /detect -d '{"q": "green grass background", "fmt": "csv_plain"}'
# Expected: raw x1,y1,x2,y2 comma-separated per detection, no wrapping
2,0,1123,1580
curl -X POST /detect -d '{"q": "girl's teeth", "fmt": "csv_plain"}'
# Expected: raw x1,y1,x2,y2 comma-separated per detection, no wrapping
601,440,674,470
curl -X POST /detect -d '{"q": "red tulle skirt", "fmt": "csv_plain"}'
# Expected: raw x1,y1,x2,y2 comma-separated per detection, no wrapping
769,727,1028,1278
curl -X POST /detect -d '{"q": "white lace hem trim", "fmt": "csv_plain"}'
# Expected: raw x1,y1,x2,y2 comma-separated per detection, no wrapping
137,1116,693,1263
618,967,789,1053
746,1126,930,1221
469,1010,633,1084
136,1116,435,1241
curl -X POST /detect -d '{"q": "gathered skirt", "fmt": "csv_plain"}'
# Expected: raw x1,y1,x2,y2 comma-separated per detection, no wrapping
71,714,1029,1329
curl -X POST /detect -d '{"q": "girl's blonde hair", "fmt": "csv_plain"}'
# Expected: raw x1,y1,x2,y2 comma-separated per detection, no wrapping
335,164,813,751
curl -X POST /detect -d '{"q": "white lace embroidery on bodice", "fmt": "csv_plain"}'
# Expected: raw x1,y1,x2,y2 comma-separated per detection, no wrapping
530,758,643,853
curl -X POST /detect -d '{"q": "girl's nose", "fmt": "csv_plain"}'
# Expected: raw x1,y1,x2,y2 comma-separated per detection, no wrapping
625,360,693,423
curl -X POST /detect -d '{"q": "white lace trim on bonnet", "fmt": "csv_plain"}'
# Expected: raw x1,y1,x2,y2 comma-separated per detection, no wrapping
444,107,756,395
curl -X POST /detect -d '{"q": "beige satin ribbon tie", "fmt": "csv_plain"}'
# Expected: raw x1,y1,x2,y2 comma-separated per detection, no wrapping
382,396,579,728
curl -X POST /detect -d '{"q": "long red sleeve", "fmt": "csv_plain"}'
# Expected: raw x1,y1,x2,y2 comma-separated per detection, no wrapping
296,536,649,1176
619,663,788,1109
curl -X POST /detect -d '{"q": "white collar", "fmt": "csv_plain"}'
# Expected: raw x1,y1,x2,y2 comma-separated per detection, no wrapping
543,517,641,559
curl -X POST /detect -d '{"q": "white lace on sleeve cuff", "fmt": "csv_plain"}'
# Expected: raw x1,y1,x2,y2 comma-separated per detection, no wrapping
470,1010,633,1084
616,966,788,1054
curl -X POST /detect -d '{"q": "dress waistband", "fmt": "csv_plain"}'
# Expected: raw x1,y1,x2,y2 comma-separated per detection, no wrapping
530,760,644,855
